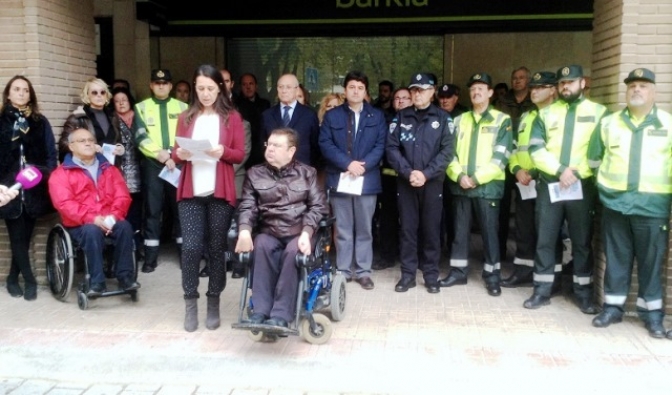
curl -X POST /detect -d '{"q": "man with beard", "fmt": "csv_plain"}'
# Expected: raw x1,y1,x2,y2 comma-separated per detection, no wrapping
523,65,607,313
588,68,672,339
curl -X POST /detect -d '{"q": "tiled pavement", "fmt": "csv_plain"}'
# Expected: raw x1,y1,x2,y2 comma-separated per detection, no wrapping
2,241,672,395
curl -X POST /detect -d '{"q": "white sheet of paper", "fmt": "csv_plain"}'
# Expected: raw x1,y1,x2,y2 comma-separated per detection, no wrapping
548,181,583,203
336,172,364,195
516,179,537,200
175,137,215,162
158,166,181,188
102,143,116,165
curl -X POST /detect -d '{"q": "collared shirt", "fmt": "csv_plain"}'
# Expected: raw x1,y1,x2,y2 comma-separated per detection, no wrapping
280,100,298,120
72,156,100,185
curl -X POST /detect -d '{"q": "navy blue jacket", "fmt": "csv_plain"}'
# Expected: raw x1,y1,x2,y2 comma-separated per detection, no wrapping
319,102,386,195
386,103,455,183
261,102,320,167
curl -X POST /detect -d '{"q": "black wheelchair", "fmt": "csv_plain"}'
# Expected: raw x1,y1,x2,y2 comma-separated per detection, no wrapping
230,213,347,345
45,223,139,310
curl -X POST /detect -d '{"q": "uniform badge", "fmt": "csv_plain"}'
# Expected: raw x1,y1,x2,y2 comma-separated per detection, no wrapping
473,73,482,80
634,69,644,77
561,67,570,76
156,70,165,79
415,74,422,81
533,73,541,81
431,121,440,129
448,120,455,135
389,122,397,133
400,123,412,131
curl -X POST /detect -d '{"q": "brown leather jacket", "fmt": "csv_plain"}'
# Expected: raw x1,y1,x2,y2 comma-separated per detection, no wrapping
237,160,328,239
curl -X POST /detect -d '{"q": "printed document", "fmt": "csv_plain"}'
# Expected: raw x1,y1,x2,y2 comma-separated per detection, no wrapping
548,181,583,203
336,172,363,195
516,180,537,200
175,137,215,162
159,166,181,188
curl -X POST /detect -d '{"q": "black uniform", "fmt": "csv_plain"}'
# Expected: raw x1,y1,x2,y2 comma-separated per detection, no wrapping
385,104,454,285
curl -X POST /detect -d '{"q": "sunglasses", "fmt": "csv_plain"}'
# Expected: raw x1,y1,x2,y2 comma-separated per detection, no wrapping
89,90,106,96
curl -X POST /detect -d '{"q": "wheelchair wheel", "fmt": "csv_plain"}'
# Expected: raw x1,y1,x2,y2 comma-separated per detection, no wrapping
301,313,332,345
45,224,75,301
77,291,89,310
329,273,347,322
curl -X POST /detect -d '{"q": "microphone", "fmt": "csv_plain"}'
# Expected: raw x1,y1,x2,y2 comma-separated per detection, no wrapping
9,166,43,191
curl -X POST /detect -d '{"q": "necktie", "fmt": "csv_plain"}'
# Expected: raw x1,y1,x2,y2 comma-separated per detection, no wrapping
282,105,291,126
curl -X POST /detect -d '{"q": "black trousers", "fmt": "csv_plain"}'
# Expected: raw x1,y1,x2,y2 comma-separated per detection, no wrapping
450,195,501,284
534,179,596,298
142,160,180,248
5,211,37,285
498,171,515,259
397,179,443,283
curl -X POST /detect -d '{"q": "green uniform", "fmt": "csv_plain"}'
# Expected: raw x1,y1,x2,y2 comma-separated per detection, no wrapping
588,105,672,321
528,96,607,298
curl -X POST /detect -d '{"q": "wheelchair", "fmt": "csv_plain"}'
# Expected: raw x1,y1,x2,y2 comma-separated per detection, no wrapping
45,223,139,310
230,213,347,345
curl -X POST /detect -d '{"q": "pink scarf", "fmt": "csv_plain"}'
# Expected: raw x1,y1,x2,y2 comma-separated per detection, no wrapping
118,110,134,128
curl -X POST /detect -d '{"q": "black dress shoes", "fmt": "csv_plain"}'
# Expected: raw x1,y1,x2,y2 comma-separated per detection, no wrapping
500,271,533,288
7,282,23,298
232,268,245,279
199,265,210,277
356,277,375,290
23,283,37,301
248,313,268,324
645,321,666,339
141,262,156,273
592,309,623,328
523,293,550,309
438,274,467,287
576,297,598,315
264,317,289,328
425,282,440,294
394,277,416,292
485,282,501,297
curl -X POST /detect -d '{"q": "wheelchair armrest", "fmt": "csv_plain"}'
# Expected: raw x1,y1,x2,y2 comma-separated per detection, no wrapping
319,216,336,228
295,253,319,269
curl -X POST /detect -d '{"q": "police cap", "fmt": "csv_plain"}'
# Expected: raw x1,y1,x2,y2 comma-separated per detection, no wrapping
624,68,655,84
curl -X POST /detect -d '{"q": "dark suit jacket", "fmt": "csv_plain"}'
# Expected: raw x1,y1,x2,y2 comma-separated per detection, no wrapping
261,102,320,167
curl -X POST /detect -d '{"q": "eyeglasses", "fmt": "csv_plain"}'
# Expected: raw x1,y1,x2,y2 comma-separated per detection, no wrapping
89,90,106,96
70,138,96,144
264,142,293,149
277,85,298,90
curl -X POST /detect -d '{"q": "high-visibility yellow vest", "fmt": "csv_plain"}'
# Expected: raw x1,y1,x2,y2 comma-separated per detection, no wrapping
591,106,672,217
134,97,188,160
529,97,607,181
447,107,512,198
509,108,537,174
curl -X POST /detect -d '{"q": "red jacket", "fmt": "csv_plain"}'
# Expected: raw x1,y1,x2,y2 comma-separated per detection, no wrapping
48,153,131,227
172,110,245,205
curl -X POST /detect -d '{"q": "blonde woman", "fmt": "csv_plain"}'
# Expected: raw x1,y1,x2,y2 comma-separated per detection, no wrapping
317,93,344,125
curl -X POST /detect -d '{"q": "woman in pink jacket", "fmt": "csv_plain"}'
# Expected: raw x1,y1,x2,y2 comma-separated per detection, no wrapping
172,64,245,332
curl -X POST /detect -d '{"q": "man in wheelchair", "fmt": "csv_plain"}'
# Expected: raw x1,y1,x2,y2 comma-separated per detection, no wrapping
235,127,328,328
48,127,140,296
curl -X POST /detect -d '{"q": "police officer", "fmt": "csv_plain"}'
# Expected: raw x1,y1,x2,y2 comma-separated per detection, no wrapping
588,68,672,339
386,73,454,293
439,72,512,297
524,65,607,312
502,71,558,288
134,69,189,273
